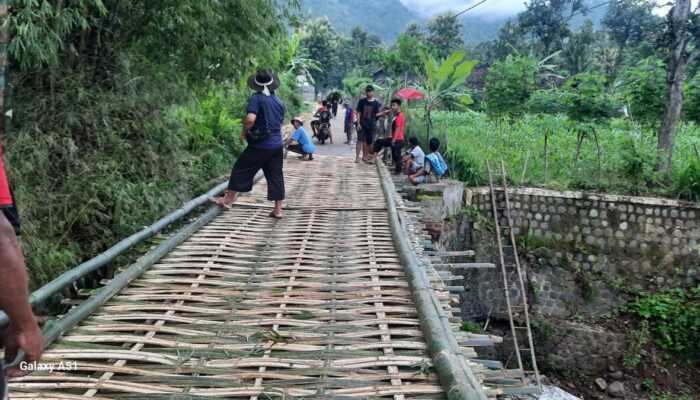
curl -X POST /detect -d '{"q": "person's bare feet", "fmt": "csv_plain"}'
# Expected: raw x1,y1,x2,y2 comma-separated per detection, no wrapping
268,211,283,219
209,196,232,209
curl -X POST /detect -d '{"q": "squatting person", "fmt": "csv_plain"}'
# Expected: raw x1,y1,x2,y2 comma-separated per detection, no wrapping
284,117,315,161
210,69,285,219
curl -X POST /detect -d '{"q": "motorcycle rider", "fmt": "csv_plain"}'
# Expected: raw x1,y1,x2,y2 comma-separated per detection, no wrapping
311,100,333,144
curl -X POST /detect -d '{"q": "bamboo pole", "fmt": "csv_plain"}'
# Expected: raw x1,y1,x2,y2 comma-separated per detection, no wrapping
0,175,261,328
375,163,487,400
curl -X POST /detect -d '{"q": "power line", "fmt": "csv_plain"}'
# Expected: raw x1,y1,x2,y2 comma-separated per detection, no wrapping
454,0,491,18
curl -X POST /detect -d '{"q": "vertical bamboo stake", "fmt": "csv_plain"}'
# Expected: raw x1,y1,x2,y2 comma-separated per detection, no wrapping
543,131,549,184
520,151,530,187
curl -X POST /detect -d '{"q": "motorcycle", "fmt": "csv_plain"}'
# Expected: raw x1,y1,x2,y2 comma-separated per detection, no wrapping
316,121,331,144
313,109,333,145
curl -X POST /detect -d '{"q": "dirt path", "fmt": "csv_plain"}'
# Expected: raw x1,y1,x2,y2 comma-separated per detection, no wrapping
303,110,357,158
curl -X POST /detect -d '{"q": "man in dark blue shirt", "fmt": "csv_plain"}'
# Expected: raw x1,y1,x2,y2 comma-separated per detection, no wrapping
356,85,388,163
210,69,286,219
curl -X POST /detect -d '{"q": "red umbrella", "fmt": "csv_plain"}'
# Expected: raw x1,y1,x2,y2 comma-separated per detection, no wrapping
396,87,424,100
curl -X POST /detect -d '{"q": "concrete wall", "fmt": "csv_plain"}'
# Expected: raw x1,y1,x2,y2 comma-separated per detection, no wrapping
409,182,700,373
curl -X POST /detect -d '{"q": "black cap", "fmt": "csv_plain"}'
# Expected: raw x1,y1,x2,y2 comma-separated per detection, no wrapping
365,85,374,92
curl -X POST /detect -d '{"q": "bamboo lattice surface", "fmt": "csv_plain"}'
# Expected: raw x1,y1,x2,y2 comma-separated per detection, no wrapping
10,156,452,399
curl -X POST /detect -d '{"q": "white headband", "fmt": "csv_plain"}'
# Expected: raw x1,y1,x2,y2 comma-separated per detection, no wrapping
255,75,274,96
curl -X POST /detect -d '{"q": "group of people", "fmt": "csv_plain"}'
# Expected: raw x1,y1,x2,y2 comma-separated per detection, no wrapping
344,84,448,185
210,70,448,219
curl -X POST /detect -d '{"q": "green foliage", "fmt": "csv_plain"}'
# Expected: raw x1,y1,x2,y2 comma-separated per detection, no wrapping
426,12,465,59
485,55,539,117
517,0,588,54
435,111,700,195
300,17,345,91
619,57,666,124
415,49,477,139
683,71,700,123
602,0,659,57
10,0,107,69
297,0,416,43
618,134,659,194
460,321,483,333
623,319,650,370
560,21,597,75
629,287,700,362
379,33,435,78
564,71,618,122
674,158,700,201
527,90,572,114
5,0,302,291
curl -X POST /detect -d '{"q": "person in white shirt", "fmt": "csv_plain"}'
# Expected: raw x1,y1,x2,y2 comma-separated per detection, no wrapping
402,136,425,174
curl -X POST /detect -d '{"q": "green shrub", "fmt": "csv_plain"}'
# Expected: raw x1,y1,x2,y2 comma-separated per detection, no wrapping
674,159,700,201
629,287,700,363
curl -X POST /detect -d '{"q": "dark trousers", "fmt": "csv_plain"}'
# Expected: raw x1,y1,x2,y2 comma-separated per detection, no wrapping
373,138,404,173
287,144,308,155
228,146,285,201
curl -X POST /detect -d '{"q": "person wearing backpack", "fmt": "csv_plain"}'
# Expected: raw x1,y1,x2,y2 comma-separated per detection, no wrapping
209,69,286,219
409,137,448,185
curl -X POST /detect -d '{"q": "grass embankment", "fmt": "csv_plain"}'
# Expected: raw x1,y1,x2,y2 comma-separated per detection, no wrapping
7,74,302,294
433,111,700,200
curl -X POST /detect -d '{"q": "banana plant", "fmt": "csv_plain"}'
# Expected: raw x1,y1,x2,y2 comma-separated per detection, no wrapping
414,49,478,144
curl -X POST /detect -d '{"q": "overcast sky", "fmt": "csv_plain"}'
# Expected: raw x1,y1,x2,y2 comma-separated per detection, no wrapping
399,0,527,19
398,0,683,19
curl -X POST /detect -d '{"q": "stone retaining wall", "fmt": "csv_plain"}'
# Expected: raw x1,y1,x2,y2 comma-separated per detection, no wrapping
409,182,699,373
467,187,700,294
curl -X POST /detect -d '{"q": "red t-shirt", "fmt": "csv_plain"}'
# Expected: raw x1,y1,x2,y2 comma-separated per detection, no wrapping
0,144,13,207
316,106,328,114
392,112,405,141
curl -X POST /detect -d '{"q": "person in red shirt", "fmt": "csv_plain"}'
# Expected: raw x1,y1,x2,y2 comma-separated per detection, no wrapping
0,144,45,390
369,98,405,173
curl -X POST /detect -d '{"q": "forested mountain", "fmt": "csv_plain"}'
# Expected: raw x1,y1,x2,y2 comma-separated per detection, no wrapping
297,0,418,42
299,0,607,44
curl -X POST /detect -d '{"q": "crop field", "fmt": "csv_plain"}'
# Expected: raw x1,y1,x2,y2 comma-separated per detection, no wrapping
434,111,700,199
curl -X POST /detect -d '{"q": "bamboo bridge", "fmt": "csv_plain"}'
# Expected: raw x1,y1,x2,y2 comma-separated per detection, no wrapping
2,154,540,399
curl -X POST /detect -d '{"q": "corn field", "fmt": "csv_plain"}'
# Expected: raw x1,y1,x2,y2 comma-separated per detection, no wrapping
433,111,700,199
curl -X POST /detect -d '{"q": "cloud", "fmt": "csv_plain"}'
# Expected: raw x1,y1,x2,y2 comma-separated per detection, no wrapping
399,0,527,19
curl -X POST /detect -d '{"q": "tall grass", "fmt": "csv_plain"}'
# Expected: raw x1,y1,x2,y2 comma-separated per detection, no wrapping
433,111,700,199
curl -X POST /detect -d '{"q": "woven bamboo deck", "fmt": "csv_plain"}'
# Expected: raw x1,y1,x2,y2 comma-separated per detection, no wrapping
8,155,518,399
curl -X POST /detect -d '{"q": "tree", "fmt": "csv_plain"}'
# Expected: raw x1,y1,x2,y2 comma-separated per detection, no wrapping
427,12,465,59
488,21,533,61
564,72,618,172
518,0,588,55
485,55,540,116
404,21,425,38
348,26,382,68
618,57,666,125
602,0,659,73
656,0,700,180
415,50,477,142
299,17,343,91
561,21,597,75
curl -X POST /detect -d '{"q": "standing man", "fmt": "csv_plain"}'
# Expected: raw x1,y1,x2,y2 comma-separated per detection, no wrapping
210,69,286,219
370,99,405,173
284,117,315,161
355,85,386,163
343,101,355,145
